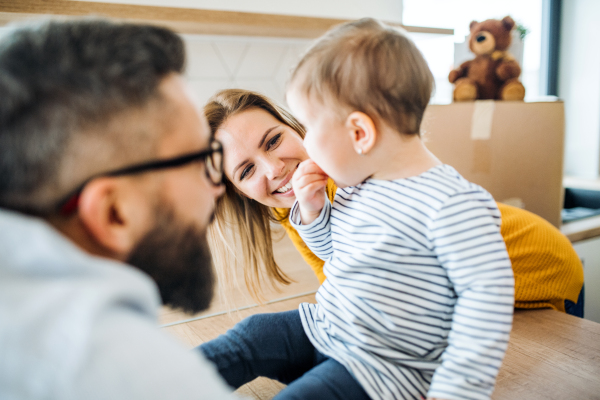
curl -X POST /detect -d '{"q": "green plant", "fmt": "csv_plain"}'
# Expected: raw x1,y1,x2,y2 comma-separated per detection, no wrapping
516,23,529,41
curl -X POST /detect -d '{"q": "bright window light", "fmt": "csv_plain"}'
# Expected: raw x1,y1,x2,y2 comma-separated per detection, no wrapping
403,0,543,103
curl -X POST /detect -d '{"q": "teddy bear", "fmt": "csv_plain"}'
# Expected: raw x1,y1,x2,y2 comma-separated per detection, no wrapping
449,16,525,101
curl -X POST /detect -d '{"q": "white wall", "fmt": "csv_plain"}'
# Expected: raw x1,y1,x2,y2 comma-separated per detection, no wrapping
573,237,600,323
72,0,406,109
4,1,407,109
182,35,311,107
180,31,453,108
76,0,403,22
74,1,404,107
559,0,600,179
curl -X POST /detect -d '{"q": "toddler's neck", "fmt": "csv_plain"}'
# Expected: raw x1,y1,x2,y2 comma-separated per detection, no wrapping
368,130,442,181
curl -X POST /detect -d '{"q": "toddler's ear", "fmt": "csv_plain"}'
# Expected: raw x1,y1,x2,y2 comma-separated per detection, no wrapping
346,111,377,156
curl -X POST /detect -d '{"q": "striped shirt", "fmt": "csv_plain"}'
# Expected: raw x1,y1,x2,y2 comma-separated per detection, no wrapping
290,164,514,400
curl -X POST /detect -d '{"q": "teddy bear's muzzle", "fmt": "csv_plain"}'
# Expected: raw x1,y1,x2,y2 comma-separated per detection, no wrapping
471,31,496,55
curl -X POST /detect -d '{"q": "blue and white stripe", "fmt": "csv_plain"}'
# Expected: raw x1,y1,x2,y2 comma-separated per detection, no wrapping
290,164,514,400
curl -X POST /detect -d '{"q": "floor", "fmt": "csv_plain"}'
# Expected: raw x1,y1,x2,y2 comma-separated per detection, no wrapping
159,225,320,399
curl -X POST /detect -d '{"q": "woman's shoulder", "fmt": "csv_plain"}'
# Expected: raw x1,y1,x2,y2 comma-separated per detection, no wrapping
272,206,289,221
497,202,572,250
497,202,550,229
498,202,549,233
326,179,337,203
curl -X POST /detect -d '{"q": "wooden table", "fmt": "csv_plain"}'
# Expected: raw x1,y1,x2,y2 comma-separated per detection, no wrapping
163,298,600,399
493,309,600,399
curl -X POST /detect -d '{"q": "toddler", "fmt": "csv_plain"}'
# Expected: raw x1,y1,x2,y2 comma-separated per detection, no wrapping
286,18,514,400
201,18,514,400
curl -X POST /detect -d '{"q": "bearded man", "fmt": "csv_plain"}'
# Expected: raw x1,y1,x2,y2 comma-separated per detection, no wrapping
0,19,237,399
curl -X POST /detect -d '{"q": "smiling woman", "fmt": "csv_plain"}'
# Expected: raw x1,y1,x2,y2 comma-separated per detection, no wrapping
205,89,311,297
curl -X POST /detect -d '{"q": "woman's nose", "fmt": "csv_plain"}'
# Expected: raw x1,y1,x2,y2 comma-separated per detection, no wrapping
264,158,285,180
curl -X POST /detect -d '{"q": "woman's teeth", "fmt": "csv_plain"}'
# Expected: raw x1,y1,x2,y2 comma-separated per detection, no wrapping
276,182,293,194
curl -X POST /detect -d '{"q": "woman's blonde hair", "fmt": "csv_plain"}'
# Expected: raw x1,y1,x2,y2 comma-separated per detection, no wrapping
204,89,306,301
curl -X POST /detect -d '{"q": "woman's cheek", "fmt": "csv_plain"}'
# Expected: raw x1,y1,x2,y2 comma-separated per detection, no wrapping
258,180,272,204
293,139,309,161
302,134,311,154
237,178,261,203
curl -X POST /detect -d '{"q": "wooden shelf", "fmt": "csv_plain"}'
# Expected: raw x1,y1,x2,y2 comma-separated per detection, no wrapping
564,175,600,191
562,176,600,242
0,0,454,38
561,214,600,243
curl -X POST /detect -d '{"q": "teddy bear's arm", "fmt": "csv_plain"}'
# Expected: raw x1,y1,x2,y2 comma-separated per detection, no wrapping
448,60,471,83
495,59,521,81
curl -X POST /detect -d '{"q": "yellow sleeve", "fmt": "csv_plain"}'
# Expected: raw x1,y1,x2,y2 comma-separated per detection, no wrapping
497,203,584,312
273,179,337,285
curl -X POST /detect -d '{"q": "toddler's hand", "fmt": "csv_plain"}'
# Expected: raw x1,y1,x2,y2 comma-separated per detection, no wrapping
292,159,328,225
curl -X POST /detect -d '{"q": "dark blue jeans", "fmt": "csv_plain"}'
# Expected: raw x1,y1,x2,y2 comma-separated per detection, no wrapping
565,285,585,318
198,310,370,400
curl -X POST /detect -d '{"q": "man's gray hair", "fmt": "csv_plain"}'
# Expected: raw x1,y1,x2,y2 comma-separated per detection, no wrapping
0,19,185,214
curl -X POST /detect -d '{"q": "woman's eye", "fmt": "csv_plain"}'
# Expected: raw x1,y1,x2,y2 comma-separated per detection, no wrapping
240,164,254,181
266,133,282,151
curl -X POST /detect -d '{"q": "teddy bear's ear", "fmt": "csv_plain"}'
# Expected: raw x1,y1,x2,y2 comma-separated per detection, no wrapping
502,16,515,31
469,20,478,31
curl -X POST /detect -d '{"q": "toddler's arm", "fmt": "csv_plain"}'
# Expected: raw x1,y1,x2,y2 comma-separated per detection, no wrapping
428,193,514,400
289,159,333,261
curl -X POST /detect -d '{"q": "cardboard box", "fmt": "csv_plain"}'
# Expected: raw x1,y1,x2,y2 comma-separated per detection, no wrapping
421,101,564,227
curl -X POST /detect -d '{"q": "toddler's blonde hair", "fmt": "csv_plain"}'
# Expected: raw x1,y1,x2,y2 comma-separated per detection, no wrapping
289,18,434,135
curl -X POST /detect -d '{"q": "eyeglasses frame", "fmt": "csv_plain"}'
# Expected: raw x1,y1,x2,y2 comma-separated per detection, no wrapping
56,139,223,215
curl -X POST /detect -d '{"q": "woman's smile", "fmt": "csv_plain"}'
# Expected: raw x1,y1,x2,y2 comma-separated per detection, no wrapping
272,163,300,197
275,181,293,194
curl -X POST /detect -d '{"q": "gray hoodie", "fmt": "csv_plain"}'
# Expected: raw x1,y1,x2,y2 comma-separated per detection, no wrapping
0,209,238,400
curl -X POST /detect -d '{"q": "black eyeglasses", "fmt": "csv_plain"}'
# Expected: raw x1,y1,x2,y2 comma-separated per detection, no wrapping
56,140,223,215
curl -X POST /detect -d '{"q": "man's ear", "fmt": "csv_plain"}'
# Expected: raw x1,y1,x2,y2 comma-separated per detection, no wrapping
346,111,377,155
77,178,141,258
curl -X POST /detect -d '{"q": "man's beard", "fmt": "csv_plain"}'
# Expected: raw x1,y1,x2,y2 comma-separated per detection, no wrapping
127,204,215,314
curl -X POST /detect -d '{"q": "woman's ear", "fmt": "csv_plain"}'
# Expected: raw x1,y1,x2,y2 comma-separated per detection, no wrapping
77,178,141,258
346,111,377,155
